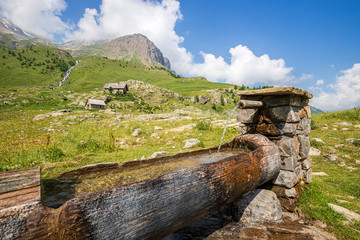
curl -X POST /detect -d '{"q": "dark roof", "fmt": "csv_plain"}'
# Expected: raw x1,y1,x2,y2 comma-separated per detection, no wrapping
104,82,128,90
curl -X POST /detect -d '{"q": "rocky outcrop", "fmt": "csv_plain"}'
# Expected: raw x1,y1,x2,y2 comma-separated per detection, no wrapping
66,33,171,69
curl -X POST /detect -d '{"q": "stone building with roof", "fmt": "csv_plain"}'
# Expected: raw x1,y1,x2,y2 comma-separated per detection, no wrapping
103,82,128,94
85,98,106,109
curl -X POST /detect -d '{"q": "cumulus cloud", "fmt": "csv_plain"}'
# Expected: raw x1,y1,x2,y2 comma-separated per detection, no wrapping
0,0,295,86
311,63,360,111
316,79,324,86
189,45,293,85
67,0,294,86
0,0,70,40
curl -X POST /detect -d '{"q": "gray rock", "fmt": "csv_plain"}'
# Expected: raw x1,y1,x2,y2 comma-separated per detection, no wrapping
312,172,329,176
328,203,360,222
356,160,360,164
149,151,169,159
324,154,339,161
154,126,163,130
280,156,297,171
345,138,360,144
232,189,282,224
284,188,298,198
264,106,301,123
309,147,321,156
184,138,200,148
132,128,141,137
303,168,312,183
311,138,325,144
335,144,344,148
334,122,352,126
237,109,259,124
273,167,301,189
150,133,160,138
298,135,310,159
301,158,311,170
339,162,346,167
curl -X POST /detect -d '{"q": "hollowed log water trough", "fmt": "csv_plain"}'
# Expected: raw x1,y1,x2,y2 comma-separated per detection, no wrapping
0,134,281,240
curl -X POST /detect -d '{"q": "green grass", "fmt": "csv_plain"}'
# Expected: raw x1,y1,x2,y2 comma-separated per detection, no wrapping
0,46,75,88
298,108,360,240
67,56,233,96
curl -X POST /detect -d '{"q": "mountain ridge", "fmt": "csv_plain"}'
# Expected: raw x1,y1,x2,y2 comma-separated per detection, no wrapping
63,34,171,69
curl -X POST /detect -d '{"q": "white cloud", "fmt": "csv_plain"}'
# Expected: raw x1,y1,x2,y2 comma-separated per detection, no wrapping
299,74,313,81
189,45,293,86
1,0,295,87
67,0,294,86
0,0,70,40
316,79,324,86
311,63,360,111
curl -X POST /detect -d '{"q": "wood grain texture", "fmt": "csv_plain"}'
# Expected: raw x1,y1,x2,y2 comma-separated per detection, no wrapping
0,135,281,240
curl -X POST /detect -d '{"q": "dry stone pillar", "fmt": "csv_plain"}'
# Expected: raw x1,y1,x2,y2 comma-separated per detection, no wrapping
237,87,313,211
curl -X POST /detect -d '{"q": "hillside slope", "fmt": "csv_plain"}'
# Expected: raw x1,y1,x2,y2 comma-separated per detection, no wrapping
0,46,76,88
0,17,55,49
64,34,170,69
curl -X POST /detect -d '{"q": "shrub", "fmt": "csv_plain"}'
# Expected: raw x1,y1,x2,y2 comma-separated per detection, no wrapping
77,139,102,152
311,120,319,130
47,147,65,162
195,121,211,131
310,139,324,149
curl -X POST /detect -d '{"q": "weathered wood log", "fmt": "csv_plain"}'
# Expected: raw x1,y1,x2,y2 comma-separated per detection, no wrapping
0,134,281,240
0,167,41,209
238,100,263,109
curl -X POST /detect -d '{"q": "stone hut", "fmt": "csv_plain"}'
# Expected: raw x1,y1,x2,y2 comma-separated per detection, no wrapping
103,82,128,94
85,98,106,109
236,86,313,211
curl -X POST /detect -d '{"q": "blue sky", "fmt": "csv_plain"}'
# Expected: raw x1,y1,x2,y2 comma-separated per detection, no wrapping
1,0,360,111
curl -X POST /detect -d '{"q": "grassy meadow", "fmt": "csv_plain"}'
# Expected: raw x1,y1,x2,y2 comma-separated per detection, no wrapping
298,108,360,239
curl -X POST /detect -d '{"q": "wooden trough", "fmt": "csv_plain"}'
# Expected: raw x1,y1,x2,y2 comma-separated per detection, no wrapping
0,134,280,240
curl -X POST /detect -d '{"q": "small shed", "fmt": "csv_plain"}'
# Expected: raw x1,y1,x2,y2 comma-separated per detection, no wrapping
86,98,106,109
103,82,128,94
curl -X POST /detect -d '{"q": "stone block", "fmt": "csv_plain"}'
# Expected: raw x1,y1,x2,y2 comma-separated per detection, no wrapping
300,158,311,170
303,168,312,184
238,124,256,135
263,95,304,107
276,122,298,136
237,108,259,124
298,135,310,159
280,156,297,171
274,136,299,159
300,106,311,119
273,166,301,189
298,117,311,136
231,189,282,223
263,106,301,123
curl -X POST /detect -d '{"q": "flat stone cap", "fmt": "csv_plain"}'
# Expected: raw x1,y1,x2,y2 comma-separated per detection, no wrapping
237,86,313,99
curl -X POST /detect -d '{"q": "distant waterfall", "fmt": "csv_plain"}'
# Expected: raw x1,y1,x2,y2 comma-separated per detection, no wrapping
58,60,78,87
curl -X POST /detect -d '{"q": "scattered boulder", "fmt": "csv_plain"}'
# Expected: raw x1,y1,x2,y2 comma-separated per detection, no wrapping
356,160,360,164
132,128,141,137
334,122,352,126
309,147,321,156
184,138,200,148
324,154,339,161
312,172,329,176
311,138,325,144
232,189,282,224
150,133,160,139
328,203,360,222
154,126,163,130
149,151,169,159
345,138,360,144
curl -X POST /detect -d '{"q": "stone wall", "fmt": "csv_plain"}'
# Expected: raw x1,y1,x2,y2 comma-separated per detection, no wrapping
237,87,313,211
